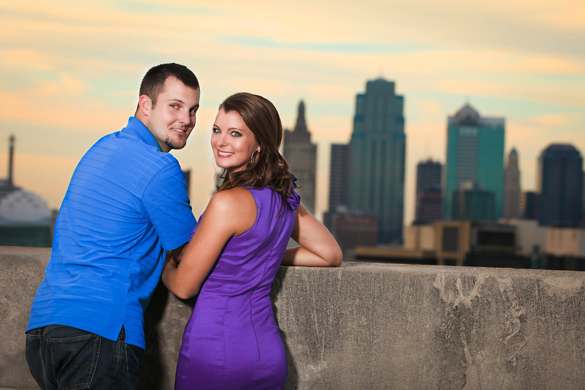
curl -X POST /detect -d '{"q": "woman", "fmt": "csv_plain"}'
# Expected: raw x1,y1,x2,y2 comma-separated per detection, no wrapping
162,92,342,390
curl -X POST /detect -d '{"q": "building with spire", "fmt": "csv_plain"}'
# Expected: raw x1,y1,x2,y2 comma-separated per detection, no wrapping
0,136,52,247
444,104,505,220
503,148,521,219
283,101,317,214
348,78,406,244
537,144,583,227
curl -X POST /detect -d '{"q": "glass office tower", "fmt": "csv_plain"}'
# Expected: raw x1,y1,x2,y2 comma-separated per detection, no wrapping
444,104,505,220
348,78,406,244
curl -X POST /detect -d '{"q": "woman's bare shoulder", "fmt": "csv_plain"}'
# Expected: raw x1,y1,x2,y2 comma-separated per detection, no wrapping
206,187,257,233
210,187,255,208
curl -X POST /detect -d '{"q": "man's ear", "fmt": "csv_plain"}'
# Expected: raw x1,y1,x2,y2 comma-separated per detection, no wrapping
138,94,152,117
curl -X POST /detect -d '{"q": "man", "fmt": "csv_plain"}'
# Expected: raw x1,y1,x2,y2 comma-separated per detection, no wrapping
25,63,200,389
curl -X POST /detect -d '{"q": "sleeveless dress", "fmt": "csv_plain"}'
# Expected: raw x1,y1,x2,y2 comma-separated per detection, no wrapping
175,186,300,390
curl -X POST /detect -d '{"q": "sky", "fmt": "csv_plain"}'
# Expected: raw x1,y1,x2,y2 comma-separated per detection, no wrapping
0,0,584,224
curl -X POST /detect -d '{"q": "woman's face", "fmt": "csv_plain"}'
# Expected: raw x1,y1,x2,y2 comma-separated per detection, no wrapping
211,108,260,173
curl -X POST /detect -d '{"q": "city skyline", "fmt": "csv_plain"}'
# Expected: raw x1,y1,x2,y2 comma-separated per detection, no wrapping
0,1,584,225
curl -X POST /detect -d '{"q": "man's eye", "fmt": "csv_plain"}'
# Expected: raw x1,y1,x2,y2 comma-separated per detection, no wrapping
170,104,178,109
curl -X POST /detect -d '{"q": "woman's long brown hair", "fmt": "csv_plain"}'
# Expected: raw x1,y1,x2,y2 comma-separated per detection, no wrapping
216,93,296,202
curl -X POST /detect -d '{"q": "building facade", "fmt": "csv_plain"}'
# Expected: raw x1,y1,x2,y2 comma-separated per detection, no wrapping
328,144,350,213
283,101,317,214
348,78,406,244
537,144,583,227
521,191,539,220
416,189,443,225
450,187,496,222
415,159,443,224
503,148,521,219
444,104,505,220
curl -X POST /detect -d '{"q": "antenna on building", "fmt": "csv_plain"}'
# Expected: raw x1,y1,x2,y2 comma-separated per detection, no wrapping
8,134,15,189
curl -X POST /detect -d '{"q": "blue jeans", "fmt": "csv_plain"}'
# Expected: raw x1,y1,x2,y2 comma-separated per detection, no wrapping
26,325,143,390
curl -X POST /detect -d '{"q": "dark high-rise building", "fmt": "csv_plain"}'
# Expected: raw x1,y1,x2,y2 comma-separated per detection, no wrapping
521,191,538,220
537,144,583,227
416,189,443,225
444,104,505,220
416,159,442,197
283,101,317,214
328,144,350,213
503,148,521,219
348,78,406,244
414,159,443,224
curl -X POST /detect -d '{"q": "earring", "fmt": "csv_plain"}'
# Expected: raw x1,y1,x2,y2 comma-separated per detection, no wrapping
250,150,258,163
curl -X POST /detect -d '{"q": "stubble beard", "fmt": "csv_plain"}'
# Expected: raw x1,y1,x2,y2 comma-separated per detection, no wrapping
164,134,187,151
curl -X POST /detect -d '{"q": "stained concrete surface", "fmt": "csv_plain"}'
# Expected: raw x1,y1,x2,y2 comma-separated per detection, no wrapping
2,247,585,389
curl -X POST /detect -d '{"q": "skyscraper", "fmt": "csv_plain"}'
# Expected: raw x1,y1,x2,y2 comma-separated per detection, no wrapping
521,191,538,220
328,144,350,213
283,101,317,214
415,159,443,224
348,78,406,244
444,104,505,220
503,148,521,219
537,144,583,227
416,159,442,197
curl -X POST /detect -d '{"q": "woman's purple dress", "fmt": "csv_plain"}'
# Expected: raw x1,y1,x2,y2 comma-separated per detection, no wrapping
175,186,299,390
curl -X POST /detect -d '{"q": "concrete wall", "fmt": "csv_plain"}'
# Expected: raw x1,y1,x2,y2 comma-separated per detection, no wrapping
3,246,585,389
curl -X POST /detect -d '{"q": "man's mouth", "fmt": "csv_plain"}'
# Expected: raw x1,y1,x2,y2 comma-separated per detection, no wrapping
218,150,234,157
172,128,187,134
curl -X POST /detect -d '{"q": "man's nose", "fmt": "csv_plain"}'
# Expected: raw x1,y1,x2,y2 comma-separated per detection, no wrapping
178,109,192,125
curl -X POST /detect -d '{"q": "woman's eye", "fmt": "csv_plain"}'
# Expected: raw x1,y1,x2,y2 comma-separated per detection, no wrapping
212,128,220,133
231,131,241,137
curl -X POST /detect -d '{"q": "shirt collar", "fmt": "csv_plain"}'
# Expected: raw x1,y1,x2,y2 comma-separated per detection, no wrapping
124,117,163,152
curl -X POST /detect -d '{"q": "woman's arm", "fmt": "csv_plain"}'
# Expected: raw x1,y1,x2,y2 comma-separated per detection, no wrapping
281,204,342,267
162,187,257,299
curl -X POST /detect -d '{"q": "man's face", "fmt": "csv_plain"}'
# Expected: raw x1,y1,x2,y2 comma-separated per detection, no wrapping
147,76,200,152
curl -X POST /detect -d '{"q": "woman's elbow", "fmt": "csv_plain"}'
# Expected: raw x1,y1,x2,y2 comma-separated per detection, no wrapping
168,282,200,300
173,287,199,300
326,244,343,267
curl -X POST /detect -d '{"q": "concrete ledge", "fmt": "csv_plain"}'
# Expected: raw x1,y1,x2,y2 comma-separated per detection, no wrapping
2,247,585,389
